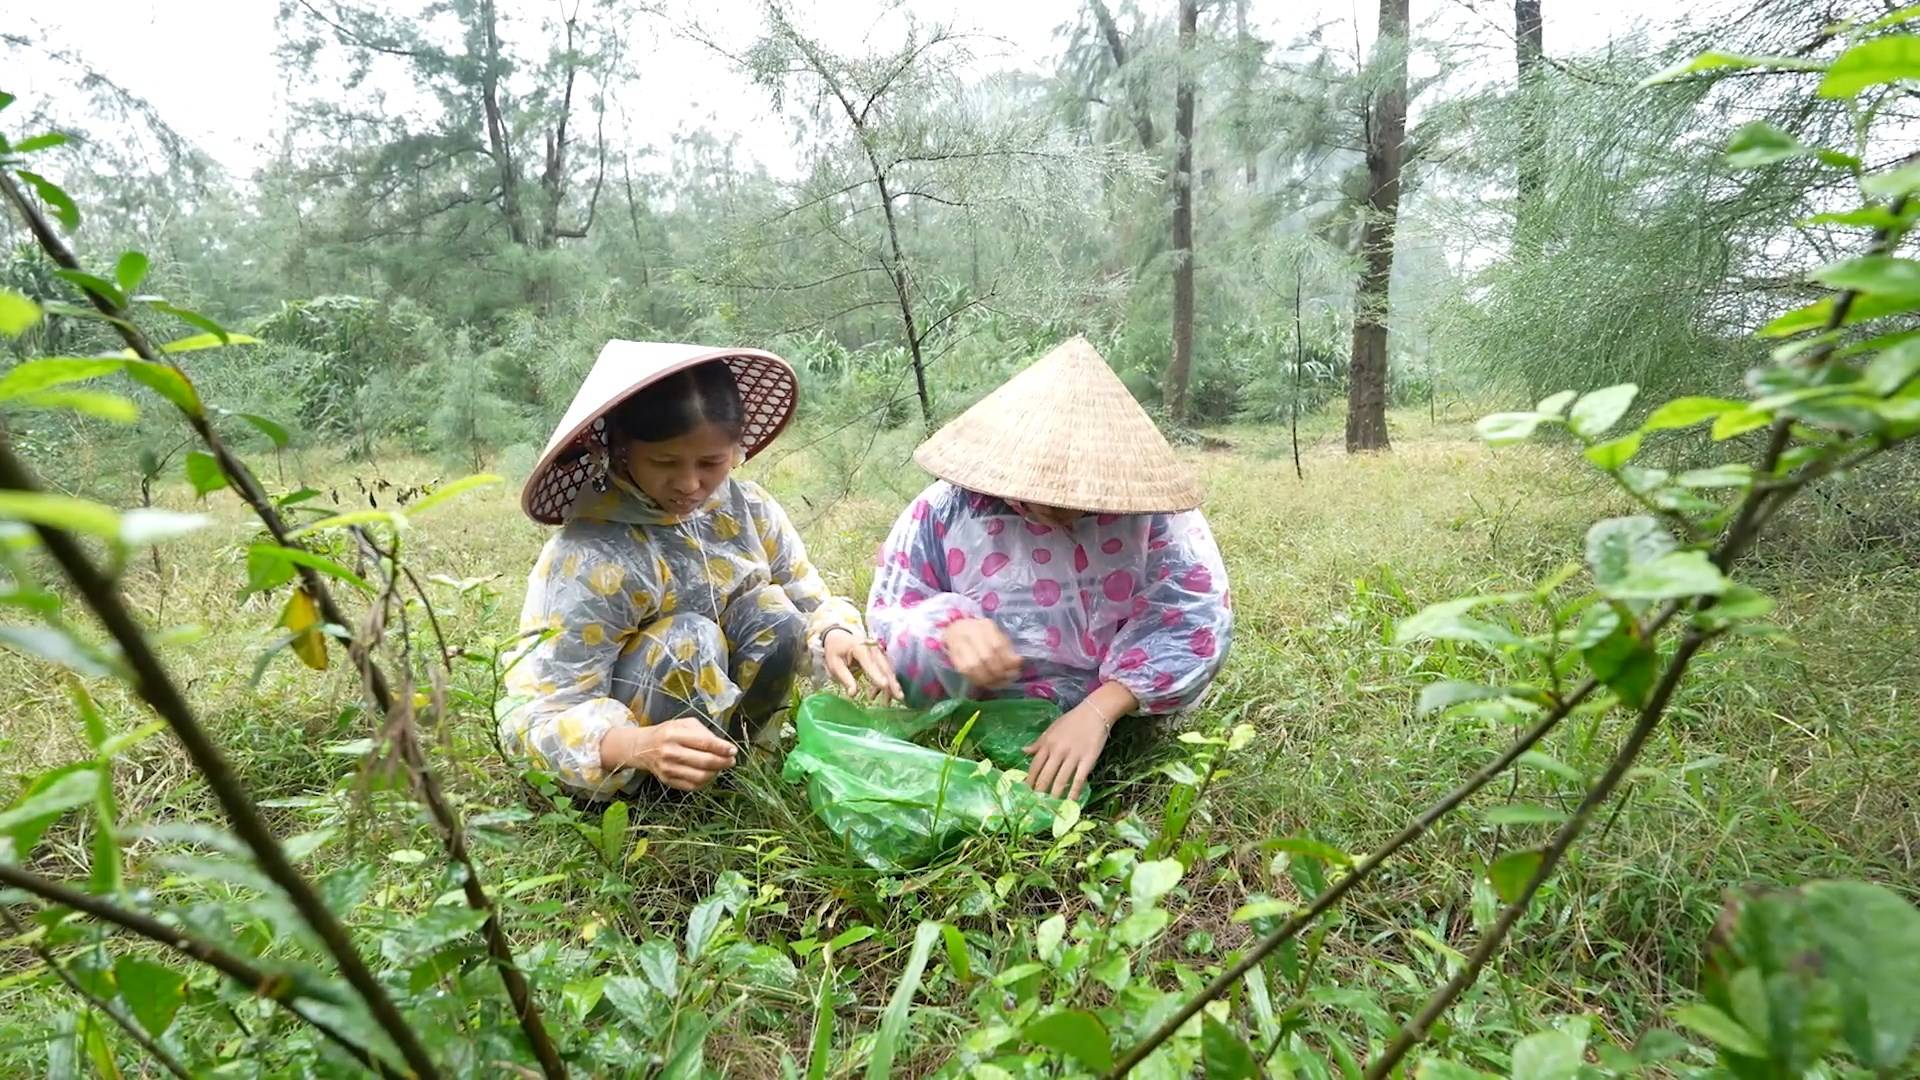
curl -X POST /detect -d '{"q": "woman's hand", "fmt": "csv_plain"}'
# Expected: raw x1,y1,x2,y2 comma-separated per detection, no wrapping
941,618,1024,689
1023,683,1137,800
824,628,904,703
602,719,736,791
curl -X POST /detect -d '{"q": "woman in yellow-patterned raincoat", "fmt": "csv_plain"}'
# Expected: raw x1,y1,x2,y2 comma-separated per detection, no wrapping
497,342,900,799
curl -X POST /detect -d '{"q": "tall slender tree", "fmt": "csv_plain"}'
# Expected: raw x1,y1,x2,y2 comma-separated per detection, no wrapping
1090,0,1160,152
1164,0,1200,421
1514,0,1547,252
1345,0,1409,452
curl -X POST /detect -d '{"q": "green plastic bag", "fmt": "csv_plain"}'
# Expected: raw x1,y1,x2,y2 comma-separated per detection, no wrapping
782,693,1082,871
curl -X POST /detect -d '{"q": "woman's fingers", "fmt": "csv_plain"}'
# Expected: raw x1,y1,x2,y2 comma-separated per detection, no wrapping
857,646,903,702
1067,756,1095,802
1052,749,1082,799
1028,741,1067,797
666,745,734,774
824,649,858,695
952,640,988,685
660,725,735,772
662,765,720,791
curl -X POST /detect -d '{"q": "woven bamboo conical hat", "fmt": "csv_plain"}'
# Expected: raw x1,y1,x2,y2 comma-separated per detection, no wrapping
520,340,798,524
915,336,1201,514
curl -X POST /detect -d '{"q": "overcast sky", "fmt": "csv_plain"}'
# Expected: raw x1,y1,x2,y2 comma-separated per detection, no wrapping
11,0,1686,179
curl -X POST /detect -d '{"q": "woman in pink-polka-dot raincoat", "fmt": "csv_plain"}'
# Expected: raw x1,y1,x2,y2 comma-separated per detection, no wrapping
866,337,1233,800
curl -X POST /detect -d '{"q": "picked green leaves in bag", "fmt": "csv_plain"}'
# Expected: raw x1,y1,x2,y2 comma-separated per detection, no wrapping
781,693,1084,871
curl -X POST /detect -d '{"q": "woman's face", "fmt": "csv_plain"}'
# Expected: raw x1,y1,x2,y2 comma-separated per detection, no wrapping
1014,502,1086,529
623,422,738,516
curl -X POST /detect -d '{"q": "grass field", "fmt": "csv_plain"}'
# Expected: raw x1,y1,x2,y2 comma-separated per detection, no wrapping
2,408,1915,1076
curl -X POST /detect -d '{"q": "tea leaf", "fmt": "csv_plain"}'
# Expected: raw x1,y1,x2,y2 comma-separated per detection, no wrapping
1201,1014,1260,1079
1819,34,1920,98
185,451,227,497
1509,1027,1585,1080
1129,858,1184,909
112,958,184,1037
1570,384,1639,438
1488,849,1545,904
1023,1009,1113,1072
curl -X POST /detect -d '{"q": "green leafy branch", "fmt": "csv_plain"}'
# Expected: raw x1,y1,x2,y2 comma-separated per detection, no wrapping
1,98,562,1078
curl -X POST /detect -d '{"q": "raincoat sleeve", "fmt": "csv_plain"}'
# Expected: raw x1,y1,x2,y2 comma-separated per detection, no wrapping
866,484,983,652
1100,510,1232,715
499,532,652,796
744,483,864,648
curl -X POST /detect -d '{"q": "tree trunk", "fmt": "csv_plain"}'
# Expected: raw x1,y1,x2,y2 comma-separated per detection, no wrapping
537,17,578,249
1091,0,1158,151
1164,0,1199,423
478,0,529,247
875,174,934,426
1235,0,1257,187
1514,0,1546,253
1345,0,1407,454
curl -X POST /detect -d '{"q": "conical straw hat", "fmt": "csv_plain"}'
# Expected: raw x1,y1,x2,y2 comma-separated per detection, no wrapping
915,336,1202,514
521,340,798,524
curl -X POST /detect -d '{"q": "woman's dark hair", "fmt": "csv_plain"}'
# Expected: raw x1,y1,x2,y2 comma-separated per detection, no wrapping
608,360,745,445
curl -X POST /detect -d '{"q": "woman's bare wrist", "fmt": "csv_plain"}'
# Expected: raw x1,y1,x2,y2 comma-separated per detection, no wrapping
599,725,651,771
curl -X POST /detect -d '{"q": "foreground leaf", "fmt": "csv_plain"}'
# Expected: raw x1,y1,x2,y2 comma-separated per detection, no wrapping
0,289,40,337
1201,1014,1259,1079
408,474,504,516
112,958,184,1037
11,389,137,423
1585,517,1676,588
0,766,100,858
868,922,943,1080
1796,880,1920,1069
123,361,201,416
279,589,328,671
0,358,124,400
1417,680,1513,716
1476,411,1550,445
1569,383,1638,438
1483,804,1567,827
1509,1027,1585,1080
1671,1003,1765,1059
0,491,120,538
184,451,227,497
1604,550,1731,602
1023,1009,1113,1072
1643,396,1742,431
1642,51,1821,86
1818,34,1920,98
156,331,260,354
17,170,81,230
1487,849,1545,904
1129,858,1184,909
